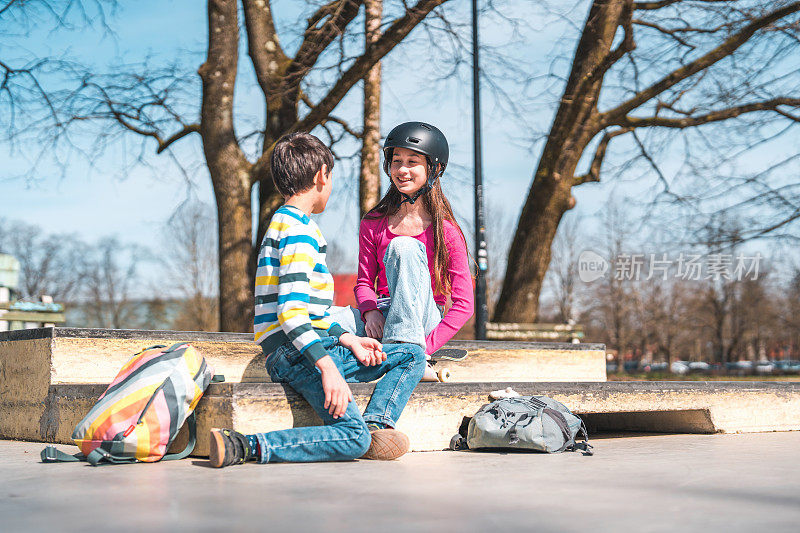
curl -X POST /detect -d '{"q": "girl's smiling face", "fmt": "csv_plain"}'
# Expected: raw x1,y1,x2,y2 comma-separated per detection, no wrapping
390,147,428,195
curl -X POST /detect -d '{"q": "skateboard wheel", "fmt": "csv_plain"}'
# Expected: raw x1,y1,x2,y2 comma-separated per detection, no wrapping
437,368,451,382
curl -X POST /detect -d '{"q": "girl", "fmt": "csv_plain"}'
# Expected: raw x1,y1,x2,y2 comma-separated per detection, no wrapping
355,121,474,379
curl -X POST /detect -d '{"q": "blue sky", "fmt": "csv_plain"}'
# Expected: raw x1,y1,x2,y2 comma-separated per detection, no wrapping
2,0,796,295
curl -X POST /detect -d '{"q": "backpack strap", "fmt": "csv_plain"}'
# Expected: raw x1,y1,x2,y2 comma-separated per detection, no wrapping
41,444,137,465
41,412,199,466
571,420,594,456
160,411,197,461
165,342,188,352
542,408,575,452
86,448,138,466
41,446,84,463
541,408,595,455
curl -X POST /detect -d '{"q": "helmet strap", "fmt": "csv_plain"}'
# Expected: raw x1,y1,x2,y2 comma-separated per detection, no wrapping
399,186,429,205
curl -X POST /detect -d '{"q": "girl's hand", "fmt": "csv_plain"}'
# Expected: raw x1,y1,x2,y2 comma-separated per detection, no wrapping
364,310,385,340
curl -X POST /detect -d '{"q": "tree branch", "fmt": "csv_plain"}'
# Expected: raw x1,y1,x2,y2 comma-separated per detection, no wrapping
603,1,800,124
616,98,800,129
292,0,447,134
574,127,632,186
280,0,363,99
775,108,800,122
300,92,361,138
156,124,201,153
0,0,22,17
242,0,289,100
632,19,694,48
74,75,200,154
744,210,800,240
630,129,672,194
0,58,62,130
633,0,728,9
325,115,361,139
633,0,681,9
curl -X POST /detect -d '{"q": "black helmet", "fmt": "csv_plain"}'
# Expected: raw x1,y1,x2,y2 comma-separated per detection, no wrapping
383,121,449,204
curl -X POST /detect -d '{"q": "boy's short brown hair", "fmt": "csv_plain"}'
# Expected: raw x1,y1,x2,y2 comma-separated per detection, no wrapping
270,133,334,197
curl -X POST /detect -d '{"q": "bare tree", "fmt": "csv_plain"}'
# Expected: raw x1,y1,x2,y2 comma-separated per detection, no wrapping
0,220,86,301
82,237,144,329
581,202,636,371
544,213,582,323
1,1,117,161
161,200,219,331
482,199,515,313
496,0,800,323
738,274,773,361
651,279,690,366
779,267,800,358
141,297,170,331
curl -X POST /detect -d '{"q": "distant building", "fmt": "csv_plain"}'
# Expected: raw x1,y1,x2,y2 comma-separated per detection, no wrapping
0,254,20,303
0,253,66,331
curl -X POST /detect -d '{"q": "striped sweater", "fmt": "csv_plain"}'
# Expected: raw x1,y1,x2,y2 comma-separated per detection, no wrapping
254,205,345,363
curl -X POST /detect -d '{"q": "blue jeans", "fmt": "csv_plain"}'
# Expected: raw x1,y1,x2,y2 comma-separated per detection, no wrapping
330,236,442,351
256,335,426,463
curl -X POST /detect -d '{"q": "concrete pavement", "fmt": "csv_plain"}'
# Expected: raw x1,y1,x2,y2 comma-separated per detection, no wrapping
2,432,799,532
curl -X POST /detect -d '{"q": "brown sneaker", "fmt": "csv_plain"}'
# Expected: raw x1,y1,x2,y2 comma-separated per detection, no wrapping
209,428,253,468
362,428,410,460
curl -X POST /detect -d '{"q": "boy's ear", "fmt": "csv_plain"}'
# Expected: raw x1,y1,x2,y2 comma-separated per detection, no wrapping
313,164,329,188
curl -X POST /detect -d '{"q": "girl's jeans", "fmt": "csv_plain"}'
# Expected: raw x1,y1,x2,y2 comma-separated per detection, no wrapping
256,335,426,463
331,236,442,351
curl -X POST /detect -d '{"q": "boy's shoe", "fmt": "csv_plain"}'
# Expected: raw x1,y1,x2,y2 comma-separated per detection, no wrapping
362,427,410,461
209,428,254,468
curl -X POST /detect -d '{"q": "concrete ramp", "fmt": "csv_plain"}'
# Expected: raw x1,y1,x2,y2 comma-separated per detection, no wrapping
2,327,799,457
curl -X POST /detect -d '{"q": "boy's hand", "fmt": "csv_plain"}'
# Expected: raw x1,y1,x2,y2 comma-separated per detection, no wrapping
340,332,386,367
315,355,353,419
364,310,385,340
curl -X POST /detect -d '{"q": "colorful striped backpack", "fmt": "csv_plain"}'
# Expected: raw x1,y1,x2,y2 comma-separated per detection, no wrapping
42,342,220,466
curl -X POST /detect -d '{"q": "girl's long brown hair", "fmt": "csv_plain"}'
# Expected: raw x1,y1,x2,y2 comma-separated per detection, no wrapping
365,157,468,296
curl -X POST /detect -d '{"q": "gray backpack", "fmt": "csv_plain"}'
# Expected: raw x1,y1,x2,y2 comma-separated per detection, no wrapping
452,396,593,455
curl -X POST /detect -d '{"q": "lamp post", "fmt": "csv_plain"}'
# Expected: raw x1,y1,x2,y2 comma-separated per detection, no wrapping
472,0,489,340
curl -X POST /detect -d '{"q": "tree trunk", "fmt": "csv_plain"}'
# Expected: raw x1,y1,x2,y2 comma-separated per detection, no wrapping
494,167,574,322
212,170,254,332
360,0,383,217
494,0,630,323
200,0,253,332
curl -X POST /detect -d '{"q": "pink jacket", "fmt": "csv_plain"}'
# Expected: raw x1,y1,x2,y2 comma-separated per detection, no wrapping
355,216,474,354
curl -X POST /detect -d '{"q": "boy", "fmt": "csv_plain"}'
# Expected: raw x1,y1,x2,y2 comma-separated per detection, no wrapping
209,133,427,467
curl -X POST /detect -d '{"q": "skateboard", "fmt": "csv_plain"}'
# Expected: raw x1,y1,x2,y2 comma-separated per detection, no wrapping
423,348,468,383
